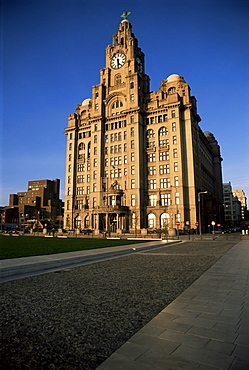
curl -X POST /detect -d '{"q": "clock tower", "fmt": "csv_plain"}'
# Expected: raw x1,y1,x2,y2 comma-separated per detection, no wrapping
64,16,224,235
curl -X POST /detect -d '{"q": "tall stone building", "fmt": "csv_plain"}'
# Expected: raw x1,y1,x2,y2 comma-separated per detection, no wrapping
64,17,224,234
232,189,247,222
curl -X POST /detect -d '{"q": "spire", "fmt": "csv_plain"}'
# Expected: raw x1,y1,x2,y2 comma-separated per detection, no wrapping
120,11,131,20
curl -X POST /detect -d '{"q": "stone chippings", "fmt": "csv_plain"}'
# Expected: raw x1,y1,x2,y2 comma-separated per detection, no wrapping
0,241,236,370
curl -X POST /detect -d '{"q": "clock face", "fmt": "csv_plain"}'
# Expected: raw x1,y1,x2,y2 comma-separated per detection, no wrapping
136,57,143,73
111,53,126,69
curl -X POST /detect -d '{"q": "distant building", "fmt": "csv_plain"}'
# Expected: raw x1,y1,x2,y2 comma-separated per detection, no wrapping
6,179,63,229
232,189,247,222
223,182,242,227
64,18,224,234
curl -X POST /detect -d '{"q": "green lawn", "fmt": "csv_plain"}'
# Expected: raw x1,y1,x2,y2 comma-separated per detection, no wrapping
0,235,149,259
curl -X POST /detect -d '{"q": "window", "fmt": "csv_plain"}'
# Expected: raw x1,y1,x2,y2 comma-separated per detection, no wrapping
105,135,108,143
168,87,176,94
94,135,97,143
174,176,179,186
124,168,128,175
158,115,162,123
69,143,72,150
94,124,98,131
159,164,170,174
124,155,128,163
66,200,70,210
159,127,168,136
115,74,122,85
148,166,156,175
130,115,134,123
67,187,71,195
148,196,157,207
93,197,96,208
148,153,156,162
147,129,155,138
130,81,134,89
105,147,108,155
131,140,135,149
87,163,91,171
148,213,156,228
131,194,136,206
148,179,156,189
93,171,97,179
159,139,169,146
77,175,84,183
160,194,171,206
160,212,170,228
173,136,177,144
124,143,127,151
78,164,84,172
68,164,72,172
68,154,72,161
78,142,85,150
77,187,84,195
130,127,134,136
131,166,135,174
124,131,127,139
93,183,97,192
76,199,84,210
94,159,97,167
159,151,169,161
105,158,109,167
163,114,168,121
130,94,134,101
95,92,99,98
171,110,176,118
174,162,178,171
68,176,71,184
95,104,98,110
175,192,180,205
86,174,90,182
173,149,177,158
160,178,170,188
94,147,97,155
131,152,135,161
69,133,73,139
172,122,176,131
86,186,90,194
131,179,135,189
111,100,123,109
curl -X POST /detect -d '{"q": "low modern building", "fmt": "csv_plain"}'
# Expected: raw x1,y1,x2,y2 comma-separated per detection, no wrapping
6,179,63,229
64,17,224,234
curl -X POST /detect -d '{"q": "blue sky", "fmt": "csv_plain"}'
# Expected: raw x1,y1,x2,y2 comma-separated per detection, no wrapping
1,0,249,206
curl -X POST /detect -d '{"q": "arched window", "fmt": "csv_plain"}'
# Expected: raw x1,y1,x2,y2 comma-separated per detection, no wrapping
148,213,156,228
84,215,90,228
115,74,122,85
159,127,168,136
78,142,85,151
130,81,134,89
75,216,81,230
160,213,170,228
147,129,155,138
112,101,123,109
87,142,91,158
168,87,176,94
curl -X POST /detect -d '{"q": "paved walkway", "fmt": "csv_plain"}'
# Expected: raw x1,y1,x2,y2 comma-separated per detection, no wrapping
0,239,175,282
97,240,249,370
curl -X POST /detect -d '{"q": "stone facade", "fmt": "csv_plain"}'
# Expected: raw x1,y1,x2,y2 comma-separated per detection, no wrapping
64,19,224,234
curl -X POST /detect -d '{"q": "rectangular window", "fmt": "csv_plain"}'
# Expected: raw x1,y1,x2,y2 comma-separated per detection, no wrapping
174,176,179,186
105,158,109,167
68,154,72,161
158,115,162,123
77,187,84,195
93,197,96,208
105,135,108,143
105,147,108,155
161,193,171,206
148,166,156,175
131,166,135,174
174,162,178,171
130,115,134,123
94,159,97,167
131,152,135,161
131,179,135,189
124,155,128,164
124,168,127,176
78,164,84,172
171,110,176,118
94,135,97,143
93,171,97,179
172,122,176,131
87,174,90,182
148,153,156,162
159,164,170,174
93,183,97,192
124,131,127,139
173,149,178,158
77,175,84,183
159,151,169,161
160,178,170,188
124,143,127,151
94,147,97,155
148,179,157,189
67,187,71,195
149,195,157,206
131,140,135,149
175,192,180,205
130,127,134,136
67,200,70,210
68,164,72,172
173,136,177,144
68,176,71,184
130,94,134,101
131,194,136,206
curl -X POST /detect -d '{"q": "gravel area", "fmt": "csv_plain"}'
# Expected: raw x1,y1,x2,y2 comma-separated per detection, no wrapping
1,240,237,369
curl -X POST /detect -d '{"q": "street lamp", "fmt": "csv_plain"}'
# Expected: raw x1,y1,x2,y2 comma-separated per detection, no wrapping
198,191,208,236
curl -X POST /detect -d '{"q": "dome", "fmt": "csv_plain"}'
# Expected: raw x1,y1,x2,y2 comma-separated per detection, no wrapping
82,98,91,106
166,74,185,83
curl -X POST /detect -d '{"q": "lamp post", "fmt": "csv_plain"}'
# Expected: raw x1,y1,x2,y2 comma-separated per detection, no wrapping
198,191,208,236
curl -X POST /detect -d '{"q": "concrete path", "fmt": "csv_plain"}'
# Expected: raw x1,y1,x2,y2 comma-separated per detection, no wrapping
97,240,249,370
0,239,176,282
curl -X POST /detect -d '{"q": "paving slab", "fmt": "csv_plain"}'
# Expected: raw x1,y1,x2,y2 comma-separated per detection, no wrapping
97,240,249,370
